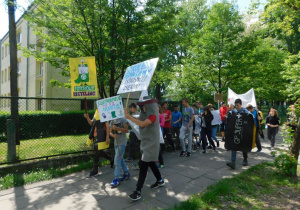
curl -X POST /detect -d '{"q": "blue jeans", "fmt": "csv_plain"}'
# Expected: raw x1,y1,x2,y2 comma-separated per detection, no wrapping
211,125,218,142
179,125,193,153
231,150,248,163
114,145,128,179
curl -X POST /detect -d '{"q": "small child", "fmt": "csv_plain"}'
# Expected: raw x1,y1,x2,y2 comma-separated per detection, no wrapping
109,118,130,187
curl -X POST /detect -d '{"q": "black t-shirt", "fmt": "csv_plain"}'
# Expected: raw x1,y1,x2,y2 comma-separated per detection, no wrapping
266,115,279,126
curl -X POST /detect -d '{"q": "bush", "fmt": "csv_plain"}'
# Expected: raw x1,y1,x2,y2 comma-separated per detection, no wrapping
274,152,298,176
0,111,95,142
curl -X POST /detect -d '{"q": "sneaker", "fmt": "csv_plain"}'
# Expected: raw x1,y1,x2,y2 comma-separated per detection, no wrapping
86,171,98,178
120,172,130,181
132,163,140,170
217,141,220,147
150,179,165,188
207,145,213,149
125,157,133,162
256,149,262,153
128,190,141,201
226,162,236,169
158,164,165,169
242,160,248,166
179,151,186,157
110,178,120,187
186,152,191,157
200,150,206,154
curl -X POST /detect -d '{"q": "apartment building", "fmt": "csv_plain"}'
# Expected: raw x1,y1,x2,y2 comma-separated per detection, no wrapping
0,16,80,111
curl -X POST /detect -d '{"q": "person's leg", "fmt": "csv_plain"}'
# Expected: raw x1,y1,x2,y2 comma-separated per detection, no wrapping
114,146,122,179
158,144,164,165
243,152,248,161
270,128,276,147
231,150,237,163
187,126,193,153
255,128,262,151
207,130,215,148
165,128,175,151
200,128,207,151
179,126,187,152
136,161,149,192
119,145,129,175
175,127,181,148
221,121,225,141
128,132,137,160
149,161,163,181
92,145,100,173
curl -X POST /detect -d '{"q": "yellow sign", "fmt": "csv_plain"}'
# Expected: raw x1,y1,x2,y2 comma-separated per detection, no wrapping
98,142,109,150
69,56,98,98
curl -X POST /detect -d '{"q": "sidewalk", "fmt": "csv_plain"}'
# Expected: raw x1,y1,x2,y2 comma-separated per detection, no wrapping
0,134,284,210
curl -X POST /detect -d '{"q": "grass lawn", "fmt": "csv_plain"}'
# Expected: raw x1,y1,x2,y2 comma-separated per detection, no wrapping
0,134,91,163
173,162,300,210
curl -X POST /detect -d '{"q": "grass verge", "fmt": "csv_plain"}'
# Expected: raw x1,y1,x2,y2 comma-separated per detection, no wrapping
172,162,300,210
0,159,110,191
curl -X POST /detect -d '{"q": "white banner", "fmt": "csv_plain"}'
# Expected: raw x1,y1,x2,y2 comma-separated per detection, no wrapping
117,58,159,99
227,88,257,108
96,95,124,122
211,110,222,125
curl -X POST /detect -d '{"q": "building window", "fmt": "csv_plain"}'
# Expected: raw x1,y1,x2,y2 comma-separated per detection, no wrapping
39,81,43,95
5,69,7,82
17,32,22,44
8,67,10,81
39,62,44,76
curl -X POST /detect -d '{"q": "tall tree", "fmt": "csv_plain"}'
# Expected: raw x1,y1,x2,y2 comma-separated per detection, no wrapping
23,0,177,97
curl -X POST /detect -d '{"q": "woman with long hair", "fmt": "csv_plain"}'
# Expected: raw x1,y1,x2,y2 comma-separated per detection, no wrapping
266,108,280,151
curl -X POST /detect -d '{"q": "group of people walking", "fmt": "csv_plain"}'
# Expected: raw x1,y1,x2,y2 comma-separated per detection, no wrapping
83,96,281,202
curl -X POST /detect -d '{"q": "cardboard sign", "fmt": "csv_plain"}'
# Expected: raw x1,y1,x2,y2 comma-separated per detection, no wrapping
127,119,141,140
225,112,255,152
69,56,99,98
96,95,124,122
211,110,222,125
117,58,159,99
228,88,257,108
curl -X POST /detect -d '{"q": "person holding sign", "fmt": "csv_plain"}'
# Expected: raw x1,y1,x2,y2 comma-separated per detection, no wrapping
226,99,250,169
109,118,130,187
84,110,111,178
179,98,195,157
125,96,164,201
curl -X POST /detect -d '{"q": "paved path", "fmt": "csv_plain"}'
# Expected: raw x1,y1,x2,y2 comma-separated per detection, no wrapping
0,133,285,210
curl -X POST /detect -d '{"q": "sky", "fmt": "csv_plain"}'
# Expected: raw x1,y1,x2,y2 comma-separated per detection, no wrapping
0,0,267,40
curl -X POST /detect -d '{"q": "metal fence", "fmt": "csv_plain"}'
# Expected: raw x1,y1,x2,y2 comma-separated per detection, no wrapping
0,96,288,165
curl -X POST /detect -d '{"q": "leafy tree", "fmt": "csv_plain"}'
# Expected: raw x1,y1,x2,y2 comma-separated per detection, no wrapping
23,0,177,98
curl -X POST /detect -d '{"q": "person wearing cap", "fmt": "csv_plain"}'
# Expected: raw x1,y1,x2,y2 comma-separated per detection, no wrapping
226,98,250,169
246,104,262,152
219,101,229,142
124,96,164,201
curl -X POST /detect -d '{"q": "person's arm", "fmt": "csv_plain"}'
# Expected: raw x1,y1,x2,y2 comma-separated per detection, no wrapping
125,108,153,128
187,114,195,129
112,123,129,133
105,122,110,144
84,113,93,126
165,111,172,122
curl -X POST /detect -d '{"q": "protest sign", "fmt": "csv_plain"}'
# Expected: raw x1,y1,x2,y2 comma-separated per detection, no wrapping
225,112,256,152
96,95,124,122
117,58,159,99
127,119,141,140
211,110,222,125
228,88,257,108
69,57,98,98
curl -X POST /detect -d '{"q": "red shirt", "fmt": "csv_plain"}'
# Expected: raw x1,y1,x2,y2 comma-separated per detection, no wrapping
219,106,229,121
163,110,172,128
148,115,156,123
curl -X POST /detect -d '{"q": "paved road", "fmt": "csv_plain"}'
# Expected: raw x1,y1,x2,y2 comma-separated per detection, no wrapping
1,133,285,210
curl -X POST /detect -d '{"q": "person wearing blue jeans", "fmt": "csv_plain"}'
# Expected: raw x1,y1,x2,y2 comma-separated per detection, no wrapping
226,99,249,169
179,98,194,157
109,118,130,187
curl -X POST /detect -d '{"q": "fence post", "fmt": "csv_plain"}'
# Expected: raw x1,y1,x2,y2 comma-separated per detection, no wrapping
7,119,16,162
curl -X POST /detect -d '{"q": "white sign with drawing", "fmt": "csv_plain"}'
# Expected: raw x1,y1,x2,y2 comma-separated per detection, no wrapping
96,95,124,122
211,110,222,125
117,58,159,98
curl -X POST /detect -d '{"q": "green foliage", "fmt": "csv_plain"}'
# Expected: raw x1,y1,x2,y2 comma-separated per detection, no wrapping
0,111,94,141
274,152,298,176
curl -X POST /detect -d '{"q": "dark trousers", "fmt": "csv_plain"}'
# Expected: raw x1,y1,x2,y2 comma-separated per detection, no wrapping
136,160,162,192
92,145,113,172
255,127,262,150
268,127,277,147
200,127,215,150
158,144,165,165
163,127,175,150
128,132,139,159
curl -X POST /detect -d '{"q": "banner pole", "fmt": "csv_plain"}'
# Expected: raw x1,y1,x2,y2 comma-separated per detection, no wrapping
126,93,131,108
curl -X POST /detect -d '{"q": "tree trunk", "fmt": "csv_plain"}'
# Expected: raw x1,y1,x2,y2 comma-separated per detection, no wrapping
290,117,300,174
155,84,162,101
8,0,20,146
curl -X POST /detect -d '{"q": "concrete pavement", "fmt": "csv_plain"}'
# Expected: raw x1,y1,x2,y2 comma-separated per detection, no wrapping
0,134,284,210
